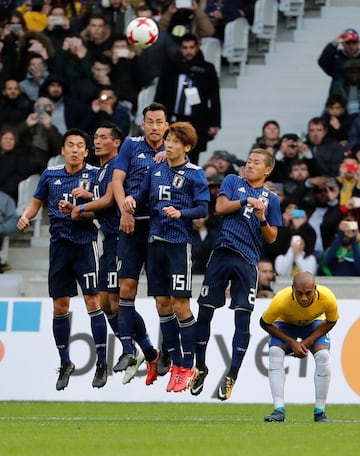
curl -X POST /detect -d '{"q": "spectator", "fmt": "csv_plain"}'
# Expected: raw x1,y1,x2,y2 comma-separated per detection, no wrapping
192,215,217,274
304,117,346,178
306,182,343,260
320,217,360,276
51,35,92,86
102,0,134,35
331,59,360,119
318,27,360,94
71,54,113,104
251,119,281,156
80,13,113,61
44,5,72,51
321,94,352,147
82,85,131,139
0,10,27,77
158,0,215,43
336,157,359,210
16,96,63,174
0,126,28,202
269,133,318,184
107,35,142,115
20,0,48,32
19,52,49,101
39,73,88,134
274,231,318,276
16,30,54,80
0,190,18,271
206,149,238,176
0,79,33,128
256,258,275,298
282,159,313,206
155,32,221,164
133,5,179,89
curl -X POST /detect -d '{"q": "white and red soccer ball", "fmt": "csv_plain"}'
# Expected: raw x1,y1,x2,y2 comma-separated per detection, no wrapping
126,17,159,49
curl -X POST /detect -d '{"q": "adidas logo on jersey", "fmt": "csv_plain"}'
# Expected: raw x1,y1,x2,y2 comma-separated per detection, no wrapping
54,179,62,185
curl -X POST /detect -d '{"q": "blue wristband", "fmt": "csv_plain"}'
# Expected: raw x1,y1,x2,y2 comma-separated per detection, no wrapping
240,198,247,207
79,204,85,213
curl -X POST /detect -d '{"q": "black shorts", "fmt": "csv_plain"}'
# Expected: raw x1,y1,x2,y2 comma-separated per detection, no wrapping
49,239,99,298
98,233,119,293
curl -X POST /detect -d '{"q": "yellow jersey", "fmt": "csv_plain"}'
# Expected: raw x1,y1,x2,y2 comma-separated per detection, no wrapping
261,284,339,327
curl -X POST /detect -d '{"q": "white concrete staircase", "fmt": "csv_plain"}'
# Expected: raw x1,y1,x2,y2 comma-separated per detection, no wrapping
199,1,360,165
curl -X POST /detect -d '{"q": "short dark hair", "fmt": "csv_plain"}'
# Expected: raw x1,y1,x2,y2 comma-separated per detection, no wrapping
325,94,346,108
143,102,167,119
179,33,199,45
96,121,124,141
62,128,90,149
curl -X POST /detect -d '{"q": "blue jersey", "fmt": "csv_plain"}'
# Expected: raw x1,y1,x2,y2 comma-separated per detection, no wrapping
113,136,165,217
34,163,99,244
137,160,210,244
94,157,118,235
216,174,282,265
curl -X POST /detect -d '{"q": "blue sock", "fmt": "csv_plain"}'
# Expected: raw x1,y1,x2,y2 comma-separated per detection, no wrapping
195,305,214,369
230,310,251,378
179,315,196,369
106,312,119,339
53,313,71,365
160,313,182,366
275,407,285,413
134,309,157,362
117,298,136,354
314,407,324,415
89,309,107,365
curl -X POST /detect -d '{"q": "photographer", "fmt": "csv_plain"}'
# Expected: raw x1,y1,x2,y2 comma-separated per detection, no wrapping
16,96,62,174
44,5,72,51
320,215,360,276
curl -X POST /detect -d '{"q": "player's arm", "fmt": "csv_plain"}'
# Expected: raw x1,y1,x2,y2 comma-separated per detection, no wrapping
260,317,308,358
17,198,43,230
301,320,337,349
215,194,245,215
112,168,135,234
71,182,114,220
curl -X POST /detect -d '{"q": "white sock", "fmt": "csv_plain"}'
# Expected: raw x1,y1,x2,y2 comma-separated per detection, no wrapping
268,345,286,410
314,349,330,410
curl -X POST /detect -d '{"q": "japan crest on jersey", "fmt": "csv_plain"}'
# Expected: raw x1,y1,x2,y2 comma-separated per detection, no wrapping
173,174,185,188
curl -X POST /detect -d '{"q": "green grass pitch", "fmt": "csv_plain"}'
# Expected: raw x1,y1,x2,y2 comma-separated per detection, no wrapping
0,402,359,456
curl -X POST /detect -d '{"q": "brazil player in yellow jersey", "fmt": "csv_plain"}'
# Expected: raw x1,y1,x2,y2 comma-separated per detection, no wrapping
260,271,339,422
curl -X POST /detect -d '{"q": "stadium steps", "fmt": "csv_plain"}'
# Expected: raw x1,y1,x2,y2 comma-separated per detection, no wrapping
199,1,360,165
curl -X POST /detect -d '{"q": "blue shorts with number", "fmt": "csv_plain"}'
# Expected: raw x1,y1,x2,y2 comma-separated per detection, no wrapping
197,248,257,311
117,219,149,280
98,233,119,293
269,320,331,351
147,241,192,298
49,239,99,298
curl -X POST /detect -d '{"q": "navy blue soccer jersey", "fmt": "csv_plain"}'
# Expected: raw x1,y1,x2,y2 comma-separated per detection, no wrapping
113,136,165,217
136,160,210,244
216,174,282,265
93,157,118,235
34,163,99,244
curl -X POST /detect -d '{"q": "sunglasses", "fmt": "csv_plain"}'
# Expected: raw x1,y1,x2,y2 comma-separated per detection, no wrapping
345,40,358,45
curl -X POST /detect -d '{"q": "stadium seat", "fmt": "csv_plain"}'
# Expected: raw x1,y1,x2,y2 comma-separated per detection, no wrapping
134,83,157,129
201,37,222,77
278,0,305,29
222,18,250,76
47,155,65,167
252,0,278,52
0,235,10,265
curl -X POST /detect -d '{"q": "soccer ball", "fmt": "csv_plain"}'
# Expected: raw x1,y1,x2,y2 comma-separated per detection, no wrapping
126,17,159,49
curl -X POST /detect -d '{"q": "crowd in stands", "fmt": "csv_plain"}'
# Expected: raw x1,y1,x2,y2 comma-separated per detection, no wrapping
1,1,360,280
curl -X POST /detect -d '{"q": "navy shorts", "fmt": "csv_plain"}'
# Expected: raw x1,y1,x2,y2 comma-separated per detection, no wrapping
198,248,257,311
269,320,331,352
147,240,192,298
117,219,149,280
98,233,119,293
49,239,99,298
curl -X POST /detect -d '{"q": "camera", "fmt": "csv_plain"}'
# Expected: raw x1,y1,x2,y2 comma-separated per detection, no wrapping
35,105,47,116
48,15,64,25
291,142,298,147
176,0,192,8
100,94,108,101
9,24,22,32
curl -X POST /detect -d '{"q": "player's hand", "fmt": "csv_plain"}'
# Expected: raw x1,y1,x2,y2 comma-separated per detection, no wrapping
17,215,30,230
163,206,181,218
71,187,93,200
71,205,81,220
59,200,73,213
290,340,308,358
120,212,135,234
122,196,136,214
154,151,167,163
